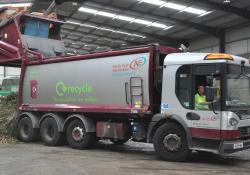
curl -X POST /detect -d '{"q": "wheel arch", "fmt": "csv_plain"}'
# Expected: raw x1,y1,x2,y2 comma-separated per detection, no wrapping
147,113,192,148
63,114,96,133
39,113,64,132
19,112,40,129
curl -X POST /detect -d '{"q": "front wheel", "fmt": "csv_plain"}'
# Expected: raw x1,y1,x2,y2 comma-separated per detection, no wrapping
153,123,191,161
66,119,95,149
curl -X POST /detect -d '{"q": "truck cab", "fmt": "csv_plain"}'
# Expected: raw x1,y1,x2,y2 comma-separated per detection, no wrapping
158,53,250,156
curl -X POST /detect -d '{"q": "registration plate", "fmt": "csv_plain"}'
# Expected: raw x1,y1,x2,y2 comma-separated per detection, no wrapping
233,142,243,149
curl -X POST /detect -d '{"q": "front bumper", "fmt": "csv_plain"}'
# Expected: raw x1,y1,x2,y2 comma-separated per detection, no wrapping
220,138,250,154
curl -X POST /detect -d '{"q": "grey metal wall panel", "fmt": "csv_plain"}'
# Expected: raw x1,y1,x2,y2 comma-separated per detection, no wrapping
199,48,212,53
211,46,219,53
23,52,150,107
0,67,3,82
248,39,250,54
226,25,250,42
5,67,21,76
190,24,250,56
189,36,219,51
0,67,20,80
0,67,3,75
226,40,248,55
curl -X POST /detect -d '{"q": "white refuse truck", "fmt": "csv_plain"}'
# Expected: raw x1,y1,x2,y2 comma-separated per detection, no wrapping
1,14,250,161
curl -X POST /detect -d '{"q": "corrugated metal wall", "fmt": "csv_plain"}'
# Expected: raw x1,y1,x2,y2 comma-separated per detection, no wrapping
190,24,250,58
0,67,21,83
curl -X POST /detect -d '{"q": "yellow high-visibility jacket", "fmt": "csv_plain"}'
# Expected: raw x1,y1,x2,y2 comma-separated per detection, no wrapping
195,93,209,110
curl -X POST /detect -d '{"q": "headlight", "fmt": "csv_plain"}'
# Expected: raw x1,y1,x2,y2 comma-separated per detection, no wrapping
229,118,238,126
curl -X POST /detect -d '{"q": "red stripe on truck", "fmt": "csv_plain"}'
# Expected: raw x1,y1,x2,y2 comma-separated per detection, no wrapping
190,128,240,140
20,104,151,114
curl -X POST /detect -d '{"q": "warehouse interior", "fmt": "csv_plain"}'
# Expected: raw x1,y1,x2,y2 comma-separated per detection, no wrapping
2,0,250,170
0,0,250,79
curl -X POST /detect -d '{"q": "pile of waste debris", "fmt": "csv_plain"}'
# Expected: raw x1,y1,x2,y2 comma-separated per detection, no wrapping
0,94,18,144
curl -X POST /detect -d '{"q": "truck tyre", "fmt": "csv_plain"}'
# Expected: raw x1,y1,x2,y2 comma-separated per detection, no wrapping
17,117,39,142
66,119,94,149
153,123,191,161
110,138,129,145
40,117,65,146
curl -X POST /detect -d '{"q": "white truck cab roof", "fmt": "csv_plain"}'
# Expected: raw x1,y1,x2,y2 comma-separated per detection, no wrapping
164,52,249,66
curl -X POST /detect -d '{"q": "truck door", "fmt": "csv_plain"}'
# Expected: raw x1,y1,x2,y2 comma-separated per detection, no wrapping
188,64,222,140
175,64,222,140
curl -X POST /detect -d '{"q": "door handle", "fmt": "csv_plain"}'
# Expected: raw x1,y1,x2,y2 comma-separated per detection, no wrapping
186,112,200,120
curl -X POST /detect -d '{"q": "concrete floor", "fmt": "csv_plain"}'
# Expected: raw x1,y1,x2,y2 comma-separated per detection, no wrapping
0,141,250,175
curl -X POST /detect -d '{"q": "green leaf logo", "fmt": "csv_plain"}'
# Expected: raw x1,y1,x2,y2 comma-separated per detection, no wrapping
62,86,67,93
56,81,65,97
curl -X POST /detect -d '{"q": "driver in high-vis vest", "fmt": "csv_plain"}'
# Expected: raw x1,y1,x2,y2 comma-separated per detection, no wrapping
195,85,209,110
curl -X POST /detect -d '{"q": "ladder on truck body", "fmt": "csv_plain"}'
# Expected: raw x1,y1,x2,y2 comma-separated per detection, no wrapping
130,77,144,108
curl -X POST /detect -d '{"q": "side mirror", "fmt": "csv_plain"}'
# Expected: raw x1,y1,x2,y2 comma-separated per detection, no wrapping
205,86,215,102
206,76,213,86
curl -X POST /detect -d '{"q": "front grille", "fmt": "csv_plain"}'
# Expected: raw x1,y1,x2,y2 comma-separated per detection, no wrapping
239,126,250,136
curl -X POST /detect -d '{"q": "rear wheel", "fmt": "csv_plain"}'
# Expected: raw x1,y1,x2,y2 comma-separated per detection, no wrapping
153,123,191,161
17,117,39,142
66,119,94,149
40,117,65,146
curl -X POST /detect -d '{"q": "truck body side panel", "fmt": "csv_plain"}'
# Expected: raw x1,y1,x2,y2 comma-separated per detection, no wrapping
22,52,151,113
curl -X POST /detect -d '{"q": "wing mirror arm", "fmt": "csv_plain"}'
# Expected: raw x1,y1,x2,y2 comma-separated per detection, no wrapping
205,86,218,115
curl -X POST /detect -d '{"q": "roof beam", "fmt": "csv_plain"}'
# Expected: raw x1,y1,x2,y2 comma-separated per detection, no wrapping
62,29,134,47
56,0,185,48
69,23,185,47
65,18,187,47
74,19,186,46
62,28,143,46
167,16,224,38
84,0,224,38
62,22,186,47
188,0,250,20
219,31,226,53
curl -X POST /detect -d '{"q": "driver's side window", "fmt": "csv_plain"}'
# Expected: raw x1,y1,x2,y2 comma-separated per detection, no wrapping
176,64,221,111
194,75,221,111
176,65,192,109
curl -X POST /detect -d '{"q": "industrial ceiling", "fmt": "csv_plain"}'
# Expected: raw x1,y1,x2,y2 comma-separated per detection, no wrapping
1,0,250,54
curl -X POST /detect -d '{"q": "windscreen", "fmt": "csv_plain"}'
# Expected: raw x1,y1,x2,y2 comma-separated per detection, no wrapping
226,65,250,108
